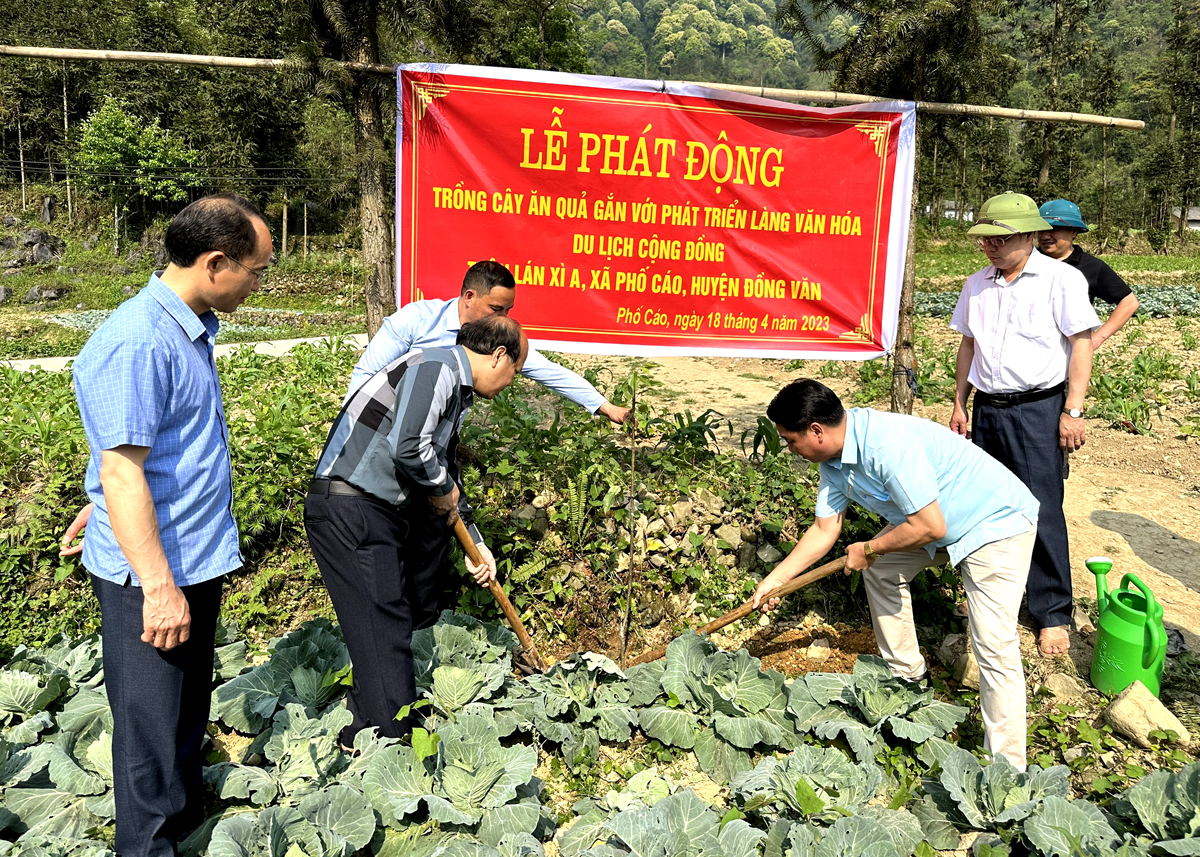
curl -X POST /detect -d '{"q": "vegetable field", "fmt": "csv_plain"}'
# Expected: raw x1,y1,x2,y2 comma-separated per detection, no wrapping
4,231,1200,855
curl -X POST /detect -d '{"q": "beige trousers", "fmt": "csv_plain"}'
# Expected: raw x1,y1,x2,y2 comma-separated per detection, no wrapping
862,521,1037,771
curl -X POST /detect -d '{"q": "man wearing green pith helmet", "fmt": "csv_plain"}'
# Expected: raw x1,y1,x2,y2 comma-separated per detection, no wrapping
948,192,1100,657
1038,198,1140,350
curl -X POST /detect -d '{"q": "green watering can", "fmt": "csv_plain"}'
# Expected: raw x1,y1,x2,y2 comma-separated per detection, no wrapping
1088,556,1167,697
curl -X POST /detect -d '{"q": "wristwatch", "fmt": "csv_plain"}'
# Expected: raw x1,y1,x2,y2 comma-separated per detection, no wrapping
1062,407,1085,419
863,541,881,560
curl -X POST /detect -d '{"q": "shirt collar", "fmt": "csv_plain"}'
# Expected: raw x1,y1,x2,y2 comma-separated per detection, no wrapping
837,409,861,466
146,272,219,342
446,298,464,333
990,246,1049,284
451,344,474,393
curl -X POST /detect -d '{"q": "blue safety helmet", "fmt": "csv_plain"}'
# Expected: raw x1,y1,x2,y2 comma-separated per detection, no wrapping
1038,199,1089,233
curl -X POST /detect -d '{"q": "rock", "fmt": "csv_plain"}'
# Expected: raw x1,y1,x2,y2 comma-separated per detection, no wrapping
23,285,40,304
1072,605,1096,636
530,509,549,540
39,288,64,301
736,542,756,571
720,555,736,568
125,247,144,265
121,285,138,296
671,499,694,524
666,592,695,617
82,238,95,251
1041,673,1087,700
113,265,132,276
0,287,8,304
1063,746,1087,764
1166,628,1187,658
1103,681,1191,748
739,524,757,544
2,215,19,227
649,555,667,568
695,487,724,514
20,227,51,246
637,598,667,627
714,523,742,549
938,633,965,669
0,236,15,250
807,638,831,664
37,195,56,224
800,609,826,629
647,517,667,535
953,647,980,690
756,544,783,564
514,504,538,524
29,242,56,261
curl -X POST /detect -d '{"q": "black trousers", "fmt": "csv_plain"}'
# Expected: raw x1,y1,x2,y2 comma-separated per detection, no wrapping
91,574,223,857
304,489,455,746
972,392,1072,629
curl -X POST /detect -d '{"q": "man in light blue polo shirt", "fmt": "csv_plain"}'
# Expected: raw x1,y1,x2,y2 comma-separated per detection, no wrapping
73,194,272,857
751,379,1038,770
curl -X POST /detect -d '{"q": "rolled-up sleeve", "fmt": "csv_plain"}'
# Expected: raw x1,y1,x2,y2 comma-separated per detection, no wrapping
814,471,849,519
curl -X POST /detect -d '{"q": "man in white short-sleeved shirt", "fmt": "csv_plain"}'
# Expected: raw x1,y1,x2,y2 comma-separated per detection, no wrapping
948,192,1100,656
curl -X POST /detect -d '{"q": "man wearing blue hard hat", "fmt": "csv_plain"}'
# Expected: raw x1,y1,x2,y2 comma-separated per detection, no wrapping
1038,199,1139,350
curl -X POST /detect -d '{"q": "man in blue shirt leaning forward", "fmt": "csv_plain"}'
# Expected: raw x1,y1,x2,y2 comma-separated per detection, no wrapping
73,194,272,857
751,380,1039,770
348,259,629,425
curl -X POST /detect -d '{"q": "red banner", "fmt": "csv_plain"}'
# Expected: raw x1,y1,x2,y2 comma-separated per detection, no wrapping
397,65,914,359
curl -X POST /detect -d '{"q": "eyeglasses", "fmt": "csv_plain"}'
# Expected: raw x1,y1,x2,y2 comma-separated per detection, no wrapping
975,234,1024,251
226,255,272,283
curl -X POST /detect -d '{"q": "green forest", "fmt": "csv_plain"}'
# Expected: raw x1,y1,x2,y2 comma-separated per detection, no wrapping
1,0,1198,254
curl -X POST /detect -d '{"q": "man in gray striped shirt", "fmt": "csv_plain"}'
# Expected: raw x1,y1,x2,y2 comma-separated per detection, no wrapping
304,315,526,745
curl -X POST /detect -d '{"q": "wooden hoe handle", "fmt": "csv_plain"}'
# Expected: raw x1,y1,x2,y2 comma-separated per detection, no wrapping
626,555,848,666
453,518,547,673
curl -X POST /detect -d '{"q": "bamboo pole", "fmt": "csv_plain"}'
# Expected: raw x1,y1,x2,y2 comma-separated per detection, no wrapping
0,44,394,75
0,44,1145,130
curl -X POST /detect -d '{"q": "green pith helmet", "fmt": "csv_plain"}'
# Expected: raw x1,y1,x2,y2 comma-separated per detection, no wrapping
968,192,1053,236
1039,198,1090,233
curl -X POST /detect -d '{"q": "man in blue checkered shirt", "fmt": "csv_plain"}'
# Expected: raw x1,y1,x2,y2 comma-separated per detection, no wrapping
305,314,526,746
72,194,272,857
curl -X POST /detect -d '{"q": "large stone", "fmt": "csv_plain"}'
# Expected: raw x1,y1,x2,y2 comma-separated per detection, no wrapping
37,195,56,224
514,504,538,524
1072,605,1096,636
20,227,51,246
29,243,57,264
756,544,783,564
1041,673,1087,701
1103,681,1192,748
953,647,980,690
39,288,64,302
23,285,40,304
736,542,756,571
715,523,742,549
671,499,694,524
938,633,965,669
0,286,8,304
807,638,831,664
696,487,724,514
0,236,15,250
637,598,667,627
2,215,19,227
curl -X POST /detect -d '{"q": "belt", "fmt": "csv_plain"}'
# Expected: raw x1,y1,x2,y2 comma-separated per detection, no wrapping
974,381,1065,409
308,477,369,498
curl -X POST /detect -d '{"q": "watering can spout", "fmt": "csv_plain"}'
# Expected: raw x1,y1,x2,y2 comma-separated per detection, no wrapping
1087,556,1114,614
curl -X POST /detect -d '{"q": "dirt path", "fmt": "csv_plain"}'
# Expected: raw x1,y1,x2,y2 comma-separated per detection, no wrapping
606,348,1200,649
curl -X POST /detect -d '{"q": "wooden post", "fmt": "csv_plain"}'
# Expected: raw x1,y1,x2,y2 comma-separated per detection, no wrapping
62,63,72,219
891,119,921,415
282,192,288,257
17,113,26,210
303,201,308,259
